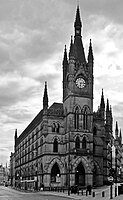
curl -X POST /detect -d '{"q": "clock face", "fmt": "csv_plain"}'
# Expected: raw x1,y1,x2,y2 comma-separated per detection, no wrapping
76,78,85,88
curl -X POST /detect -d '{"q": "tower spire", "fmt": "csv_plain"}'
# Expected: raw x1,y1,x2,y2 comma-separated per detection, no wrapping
106,98,109,112
69,35,75,58
63,45,68,65
88,39,94,62
74,5,82,36
73,6,86,63
100,89,105,109
15,128,17,139
43,81,48,109
115,121,118,138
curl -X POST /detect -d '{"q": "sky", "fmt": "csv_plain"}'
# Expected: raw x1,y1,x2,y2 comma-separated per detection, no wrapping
0,0,123,166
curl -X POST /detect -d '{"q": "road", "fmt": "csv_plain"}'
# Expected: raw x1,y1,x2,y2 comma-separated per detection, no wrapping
0,186,69,200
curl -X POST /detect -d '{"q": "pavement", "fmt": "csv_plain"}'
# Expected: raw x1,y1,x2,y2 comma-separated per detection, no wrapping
40,186,123,200
12,184,123,200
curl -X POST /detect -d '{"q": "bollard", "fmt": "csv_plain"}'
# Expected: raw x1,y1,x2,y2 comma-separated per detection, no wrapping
102,191,105,197
81,190,83,195
86,190,88,196
92,191,95,197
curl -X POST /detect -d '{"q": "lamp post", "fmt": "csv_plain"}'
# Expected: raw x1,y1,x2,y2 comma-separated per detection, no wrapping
68,130,70,196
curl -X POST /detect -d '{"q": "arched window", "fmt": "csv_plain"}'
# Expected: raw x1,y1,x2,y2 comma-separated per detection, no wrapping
93,126,97,135
53,138,58,152
74,107,79,129
52,123,56,132
56,123,60,133
83,108,88,130
82,137,87,149
75,136,80,149
51,163,60,182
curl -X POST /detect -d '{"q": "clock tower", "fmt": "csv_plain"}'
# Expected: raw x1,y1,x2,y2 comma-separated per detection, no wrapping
62,5,94,187
63,5,94,130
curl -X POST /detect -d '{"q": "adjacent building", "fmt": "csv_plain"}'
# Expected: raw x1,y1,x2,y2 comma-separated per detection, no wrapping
11,5,122,190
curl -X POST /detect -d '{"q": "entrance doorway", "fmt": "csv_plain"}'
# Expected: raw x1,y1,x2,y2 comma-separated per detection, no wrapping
51,163,60,183
75,162,85,186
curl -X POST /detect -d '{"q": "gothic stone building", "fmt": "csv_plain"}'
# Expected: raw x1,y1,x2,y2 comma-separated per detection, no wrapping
14,6,115,189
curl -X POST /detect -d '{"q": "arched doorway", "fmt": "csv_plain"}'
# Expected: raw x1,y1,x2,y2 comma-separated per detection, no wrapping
51,163,60,183
75,162,85,186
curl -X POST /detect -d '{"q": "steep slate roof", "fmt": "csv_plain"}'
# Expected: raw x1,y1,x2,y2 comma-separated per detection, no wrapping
16,102,64,144
48,102,64,116
16,110,43,143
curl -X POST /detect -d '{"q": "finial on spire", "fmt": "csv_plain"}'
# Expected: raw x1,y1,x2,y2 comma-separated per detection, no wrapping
88,38,94,62
115,121,118,136
106,98,109,112
15,129,17,139
63,45,68,65
77,0,79,6
120,128,122,138
69,35,75,58
43,81,48,109
100,88,105,109
74,4,82,36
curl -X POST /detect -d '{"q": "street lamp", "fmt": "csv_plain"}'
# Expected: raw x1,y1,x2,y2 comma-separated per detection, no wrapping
68,131,71,196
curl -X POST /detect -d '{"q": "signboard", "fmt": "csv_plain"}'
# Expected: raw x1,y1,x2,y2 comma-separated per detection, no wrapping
108,176,113,182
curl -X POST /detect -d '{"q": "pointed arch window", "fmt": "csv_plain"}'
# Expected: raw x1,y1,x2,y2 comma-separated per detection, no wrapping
93,126,97,135
52,123,56,132
75,136,80,149
56,123,60,133
74,107,79,129
83,108,88,130
53,138,58,152
82,137,87,149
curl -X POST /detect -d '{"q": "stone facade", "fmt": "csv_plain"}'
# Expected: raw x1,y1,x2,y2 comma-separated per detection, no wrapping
13,5,122,190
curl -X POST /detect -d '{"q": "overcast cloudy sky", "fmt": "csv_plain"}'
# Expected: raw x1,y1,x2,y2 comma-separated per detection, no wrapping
0,0,123,165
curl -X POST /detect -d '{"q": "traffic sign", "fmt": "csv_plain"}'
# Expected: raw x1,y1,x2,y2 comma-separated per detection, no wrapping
108,176,113,182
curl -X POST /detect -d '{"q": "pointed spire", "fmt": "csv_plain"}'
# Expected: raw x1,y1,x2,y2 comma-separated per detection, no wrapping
15,129,17,140
100,89,105,109
116,121,118,131
88,39,94,62
63,45,68,65
69,35,75,58
120,129,122,139
43,81,48,109
74,5,82,29
106,98,109,112
115,121,118,138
